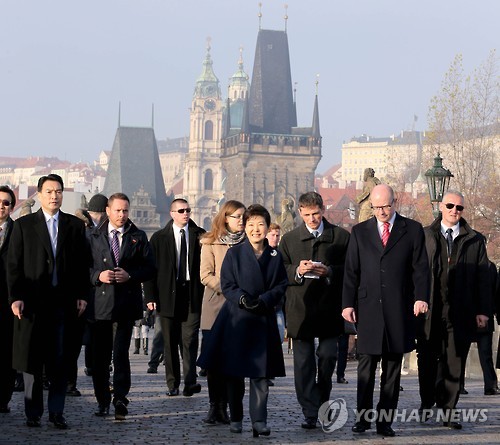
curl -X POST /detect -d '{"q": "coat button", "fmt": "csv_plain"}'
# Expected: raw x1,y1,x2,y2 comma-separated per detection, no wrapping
103,258,107,262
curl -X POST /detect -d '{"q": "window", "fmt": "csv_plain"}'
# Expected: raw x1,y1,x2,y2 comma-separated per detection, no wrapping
205,120,214,140
204,169,213,190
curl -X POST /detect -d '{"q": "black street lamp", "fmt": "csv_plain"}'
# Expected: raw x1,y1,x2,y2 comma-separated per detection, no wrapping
424,153,454,218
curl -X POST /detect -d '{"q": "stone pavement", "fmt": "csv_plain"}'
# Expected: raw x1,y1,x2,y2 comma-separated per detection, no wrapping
0,343,499,445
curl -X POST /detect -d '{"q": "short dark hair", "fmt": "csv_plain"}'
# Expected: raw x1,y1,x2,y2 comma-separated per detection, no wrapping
170,198,188,211
107,193,129,205
0,185,16,208
298,191,323,209
37,174,64,192
244,204,271,227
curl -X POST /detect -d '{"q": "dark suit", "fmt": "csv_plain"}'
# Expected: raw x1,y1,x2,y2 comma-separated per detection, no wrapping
88,219,155,408
0,218,16,409
144,219,205,391
279,219,350,419
7,209,89,419
342,214,429,427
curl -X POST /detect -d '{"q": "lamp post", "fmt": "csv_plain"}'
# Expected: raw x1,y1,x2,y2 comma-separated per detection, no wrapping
424,153,454,218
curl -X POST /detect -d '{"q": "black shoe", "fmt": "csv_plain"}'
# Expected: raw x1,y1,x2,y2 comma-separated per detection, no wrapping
267,379,275,386
252,422,271,437
203,404,217,425
376,425,395,436
166,387,179,396
114,400,128,420
13,380,24,392
459,387,468,395
94,405,110,417
337,377,348,384
484,388,500,395
147,366,157,374
0,405,10,413
66,386,81,397
182,383,201,397
215,403,230,424
443,421,462,429
352,421,371,433
198,368,207,377
301,417,317,429
49,413,68,429
26,416,41,427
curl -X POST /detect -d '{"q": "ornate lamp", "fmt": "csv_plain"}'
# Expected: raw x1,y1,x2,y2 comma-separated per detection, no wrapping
424,153,454,218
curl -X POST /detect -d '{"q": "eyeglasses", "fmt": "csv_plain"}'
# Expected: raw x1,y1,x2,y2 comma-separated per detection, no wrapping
444,203,464,212
0,200,11,207
371,204,392,212
172,208,191,214
228,215,244,220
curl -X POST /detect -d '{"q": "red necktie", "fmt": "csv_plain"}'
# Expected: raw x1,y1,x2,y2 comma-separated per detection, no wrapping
381,222,390,248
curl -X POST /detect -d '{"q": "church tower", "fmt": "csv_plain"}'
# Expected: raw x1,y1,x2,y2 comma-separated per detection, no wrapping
184,39,224,229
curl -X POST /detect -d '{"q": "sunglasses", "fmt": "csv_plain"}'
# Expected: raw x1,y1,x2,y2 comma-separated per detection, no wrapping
444,203,464,212
0,200,11,207
172,208,191,214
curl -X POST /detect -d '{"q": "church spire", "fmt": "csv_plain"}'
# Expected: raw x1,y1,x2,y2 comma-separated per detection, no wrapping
311,76,321,139
194,37,220,99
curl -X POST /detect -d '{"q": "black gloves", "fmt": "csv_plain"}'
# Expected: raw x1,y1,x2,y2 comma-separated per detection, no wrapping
239,295,267,315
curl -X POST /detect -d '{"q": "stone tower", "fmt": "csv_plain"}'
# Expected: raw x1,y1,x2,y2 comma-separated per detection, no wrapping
221,28,321,215
103,125,170,226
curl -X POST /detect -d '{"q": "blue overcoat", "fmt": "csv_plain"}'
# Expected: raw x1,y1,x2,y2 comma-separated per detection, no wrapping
198,239,287,378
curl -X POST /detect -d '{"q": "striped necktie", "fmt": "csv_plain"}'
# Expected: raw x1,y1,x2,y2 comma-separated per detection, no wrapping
111,229,120,267
381,222,390,248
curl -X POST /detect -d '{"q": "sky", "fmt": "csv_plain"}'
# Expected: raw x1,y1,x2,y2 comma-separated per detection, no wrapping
0,0,498,173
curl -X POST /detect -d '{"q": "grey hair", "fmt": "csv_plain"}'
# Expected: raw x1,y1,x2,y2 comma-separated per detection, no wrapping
442,190,464,201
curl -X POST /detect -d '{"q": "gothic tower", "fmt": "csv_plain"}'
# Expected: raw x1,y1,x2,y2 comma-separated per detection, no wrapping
184,40,224,229
221,28,321,215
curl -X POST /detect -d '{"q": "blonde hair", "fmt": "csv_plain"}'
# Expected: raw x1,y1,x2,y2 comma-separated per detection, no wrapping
202,200,246,243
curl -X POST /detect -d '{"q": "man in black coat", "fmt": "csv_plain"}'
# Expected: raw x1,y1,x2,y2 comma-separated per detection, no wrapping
342,184,430,437
279,192,350,429
144,199,205,397
417,190,491,429
0,186,16,413
8,174,89,429
88,193,155,420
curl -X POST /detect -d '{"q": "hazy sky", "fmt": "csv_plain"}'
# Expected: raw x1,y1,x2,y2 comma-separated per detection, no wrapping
1,0,498,172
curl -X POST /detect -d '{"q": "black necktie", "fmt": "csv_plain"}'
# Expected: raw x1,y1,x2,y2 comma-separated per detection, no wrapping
178,229,187,283
446,228,453,257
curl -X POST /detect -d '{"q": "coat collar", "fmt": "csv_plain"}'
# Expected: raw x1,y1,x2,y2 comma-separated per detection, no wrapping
363,213,407,254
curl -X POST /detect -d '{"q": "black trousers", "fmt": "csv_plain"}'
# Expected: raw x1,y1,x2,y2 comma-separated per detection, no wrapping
461,333,498,391
417,319,461,411
148,314,165,369
24,307,68,418
0,307,16,407
90,320,133,407
202,330,227,405
356,352,403,426
226,376,268,424
159,308,200,390
292,337,338,418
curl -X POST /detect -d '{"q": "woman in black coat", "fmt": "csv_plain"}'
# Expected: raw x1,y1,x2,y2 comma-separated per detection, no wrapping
198,204,287,438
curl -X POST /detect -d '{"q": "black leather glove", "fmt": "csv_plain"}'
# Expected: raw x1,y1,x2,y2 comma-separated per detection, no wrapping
240,296,267,315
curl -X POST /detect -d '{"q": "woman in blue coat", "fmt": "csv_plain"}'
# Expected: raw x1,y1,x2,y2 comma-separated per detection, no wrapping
198,204,287,437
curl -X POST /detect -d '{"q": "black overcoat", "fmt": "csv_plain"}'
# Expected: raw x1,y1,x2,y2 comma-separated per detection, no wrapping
0,218,14,369
279,219,350,340
342,214,430,354
143,219,205,317
7,209,89,373
421,217,492,354
88,219,155,322
197,239,287,378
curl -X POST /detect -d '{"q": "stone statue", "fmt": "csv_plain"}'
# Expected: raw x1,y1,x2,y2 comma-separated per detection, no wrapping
277,197,296,234
19,198,35,217
356,168,381,222
80,194,88,209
